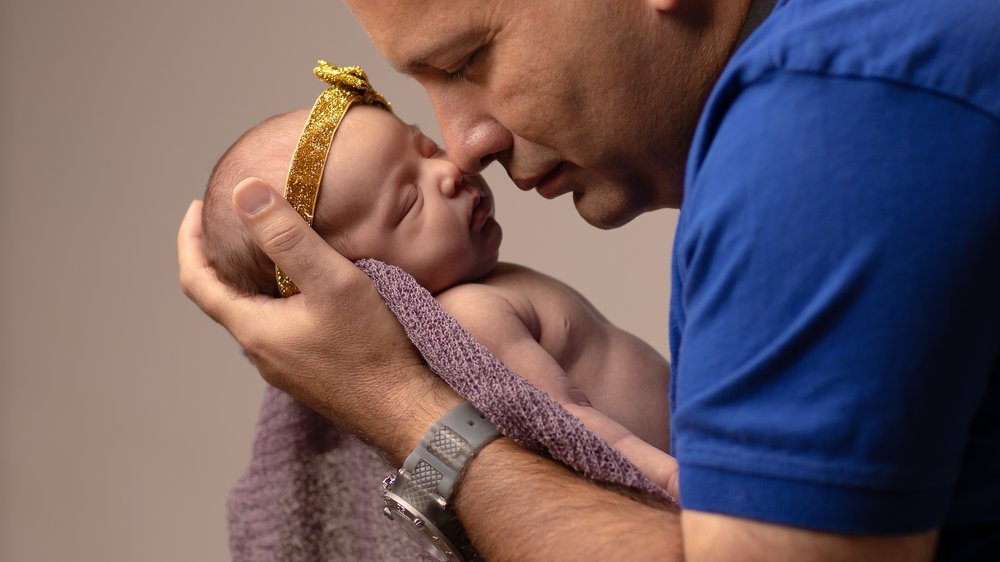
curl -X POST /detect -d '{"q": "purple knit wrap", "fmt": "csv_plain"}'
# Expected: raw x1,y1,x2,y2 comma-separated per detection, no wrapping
228,260,673,561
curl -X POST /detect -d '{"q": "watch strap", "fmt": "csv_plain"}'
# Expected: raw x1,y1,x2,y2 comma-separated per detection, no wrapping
403,400,500,500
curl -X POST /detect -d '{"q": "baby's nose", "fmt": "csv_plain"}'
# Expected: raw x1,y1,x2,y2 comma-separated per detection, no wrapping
436,159,464,197
440,175,459,197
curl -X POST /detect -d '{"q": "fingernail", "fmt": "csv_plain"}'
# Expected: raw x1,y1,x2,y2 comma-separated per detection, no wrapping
234,179,272,215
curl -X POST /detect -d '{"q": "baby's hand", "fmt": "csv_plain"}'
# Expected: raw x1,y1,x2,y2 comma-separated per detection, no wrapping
561,401,680,500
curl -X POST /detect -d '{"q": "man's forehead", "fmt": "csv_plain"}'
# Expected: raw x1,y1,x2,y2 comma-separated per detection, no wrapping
345,0,497,71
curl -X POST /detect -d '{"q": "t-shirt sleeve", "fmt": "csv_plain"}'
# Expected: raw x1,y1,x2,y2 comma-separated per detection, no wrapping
673,70,1000,534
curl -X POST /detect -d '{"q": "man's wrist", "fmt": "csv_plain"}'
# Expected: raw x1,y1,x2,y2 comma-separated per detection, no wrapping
382,400,500,561
379,363,464,464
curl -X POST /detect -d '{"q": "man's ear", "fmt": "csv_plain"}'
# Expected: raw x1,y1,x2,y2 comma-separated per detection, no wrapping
647,0,681,13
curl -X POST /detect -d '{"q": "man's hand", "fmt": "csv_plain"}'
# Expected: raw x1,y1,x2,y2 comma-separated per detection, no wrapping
177,177,459,461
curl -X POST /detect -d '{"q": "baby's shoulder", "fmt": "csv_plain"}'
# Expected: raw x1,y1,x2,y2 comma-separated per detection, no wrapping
435,264,541,332
477,263,574,296
481,263,601,314
436,272,524,318
437,263,540,300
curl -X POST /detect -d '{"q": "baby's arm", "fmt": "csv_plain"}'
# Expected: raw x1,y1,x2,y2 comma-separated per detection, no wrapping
436,283,678,496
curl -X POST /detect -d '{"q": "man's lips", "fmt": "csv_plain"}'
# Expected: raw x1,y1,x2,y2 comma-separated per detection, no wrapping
513,164,566,199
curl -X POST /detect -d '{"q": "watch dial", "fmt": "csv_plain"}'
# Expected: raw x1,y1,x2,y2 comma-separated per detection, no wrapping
385,498,455,561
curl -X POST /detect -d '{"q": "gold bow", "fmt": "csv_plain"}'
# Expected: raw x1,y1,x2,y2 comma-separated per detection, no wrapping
313,61,391,109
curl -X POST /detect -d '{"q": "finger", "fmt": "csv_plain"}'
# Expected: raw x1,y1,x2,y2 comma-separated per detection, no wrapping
232,177,355,296
614,435,680,499
177,199,254,327
176,199,204,271
565,403,680,498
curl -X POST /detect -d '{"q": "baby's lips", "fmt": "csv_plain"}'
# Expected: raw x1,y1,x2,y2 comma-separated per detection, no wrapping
470,191,493,231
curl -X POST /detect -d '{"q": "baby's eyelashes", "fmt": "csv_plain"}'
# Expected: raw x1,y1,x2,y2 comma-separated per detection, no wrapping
396,185,419,225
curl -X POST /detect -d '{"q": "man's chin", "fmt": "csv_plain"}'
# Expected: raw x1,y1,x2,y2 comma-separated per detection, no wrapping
572,191,643,230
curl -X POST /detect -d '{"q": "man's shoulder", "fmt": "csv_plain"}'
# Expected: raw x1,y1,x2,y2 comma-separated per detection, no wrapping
684,0,1000,196
730,0,1000,118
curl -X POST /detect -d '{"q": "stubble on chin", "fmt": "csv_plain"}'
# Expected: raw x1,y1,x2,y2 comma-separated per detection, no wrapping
571,187,648,230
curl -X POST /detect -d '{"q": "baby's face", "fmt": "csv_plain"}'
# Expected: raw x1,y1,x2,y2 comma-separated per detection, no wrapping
314,105,502,293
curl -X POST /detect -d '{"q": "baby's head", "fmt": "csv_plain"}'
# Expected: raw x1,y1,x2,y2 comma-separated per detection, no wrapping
202,70,502,297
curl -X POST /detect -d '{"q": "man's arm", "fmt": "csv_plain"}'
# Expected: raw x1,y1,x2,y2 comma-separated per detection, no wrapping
461,440,934,562
458,438,683,561
682,512,937,562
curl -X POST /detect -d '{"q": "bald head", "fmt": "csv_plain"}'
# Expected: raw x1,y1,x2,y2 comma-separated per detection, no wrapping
201,109,308,296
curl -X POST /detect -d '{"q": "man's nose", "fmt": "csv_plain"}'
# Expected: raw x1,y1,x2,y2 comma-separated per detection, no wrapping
427,86,512,175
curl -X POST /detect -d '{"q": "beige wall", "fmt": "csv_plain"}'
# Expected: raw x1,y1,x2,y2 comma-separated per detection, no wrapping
0,1,678,560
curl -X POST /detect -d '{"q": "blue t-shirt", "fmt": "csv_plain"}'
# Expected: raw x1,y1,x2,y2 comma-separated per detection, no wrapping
669,0,1000,558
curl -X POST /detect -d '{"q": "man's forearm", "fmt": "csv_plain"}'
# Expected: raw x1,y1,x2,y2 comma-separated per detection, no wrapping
457,438,683,561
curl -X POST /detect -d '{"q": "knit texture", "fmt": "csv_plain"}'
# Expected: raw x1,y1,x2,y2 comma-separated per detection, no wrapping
228,260,674,561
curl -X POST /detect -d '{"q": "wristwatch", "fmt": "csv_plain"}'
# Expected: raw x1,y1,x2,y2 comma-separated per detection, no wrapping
381,401,500,561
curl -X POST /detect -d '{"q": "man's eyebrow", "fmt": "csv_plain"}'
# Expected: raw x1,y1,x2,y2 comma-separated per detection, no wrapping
393,51,438,76
390,58,421,75
386,40,434,75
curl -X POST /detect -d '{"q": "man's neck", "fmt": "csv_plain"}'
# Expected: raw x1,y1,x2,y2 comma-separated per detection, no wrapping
735,0,778,48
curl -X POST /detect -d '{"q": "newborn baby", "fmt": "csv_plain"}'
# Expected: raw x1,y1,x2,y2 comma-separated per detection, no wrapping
201,69,674,488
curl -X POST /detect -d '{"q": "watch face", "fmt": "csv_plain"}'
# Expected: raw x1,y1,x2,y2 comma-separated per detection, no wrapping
384,495,461,562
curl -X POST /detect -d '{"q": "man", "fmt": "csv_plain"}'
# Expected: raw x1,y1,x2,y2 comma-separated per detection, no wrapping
178,0,999,559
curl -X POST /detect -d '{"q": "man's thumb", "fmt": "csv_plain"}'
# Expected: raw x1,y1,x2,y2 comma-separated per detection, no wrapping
232,177,341,294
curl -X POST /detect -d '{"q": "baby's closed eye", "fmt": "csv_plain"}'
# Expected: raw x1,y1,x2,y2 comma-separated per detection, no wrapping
396,184,420,225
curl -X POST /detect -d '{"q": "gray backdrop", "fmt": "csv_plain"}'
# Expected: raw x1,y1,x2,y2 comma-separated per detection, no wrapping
0,1,678,560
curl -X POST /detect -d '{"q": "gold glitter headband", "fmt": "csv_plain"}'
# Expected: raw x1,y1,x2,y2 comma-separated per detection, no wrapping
276,61,392,297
